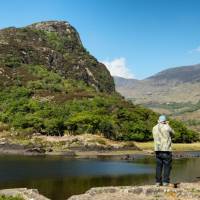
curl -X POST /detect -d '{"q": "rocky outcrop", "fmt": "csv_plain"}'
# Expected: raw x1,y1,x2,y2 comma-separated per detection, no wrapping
0,188,49,200
0,142,46,155
33,134,140,153
0,134,140,156
67,182,200,200
27,21,83,46
0,21,115,93
1,182,200,200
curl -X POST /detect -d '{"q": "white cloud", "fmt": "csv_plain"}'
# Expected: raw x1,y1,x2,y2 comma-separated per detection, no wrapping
196,46,200,52
102,57,134,79
189,46,200,54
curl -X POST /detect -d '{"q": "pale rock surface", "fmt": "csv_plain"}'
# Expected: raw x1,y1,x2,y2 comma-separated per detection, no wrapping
0,188,50,200
67,182,200,200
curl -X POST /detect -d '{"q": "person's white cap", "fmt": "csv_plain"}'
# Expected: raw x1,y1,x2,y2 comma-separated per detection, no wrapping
158,115,167,123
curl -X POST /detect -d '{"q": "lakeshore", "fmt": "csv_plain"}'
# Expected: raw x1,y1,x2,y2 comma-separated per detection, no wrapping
1,133,200,158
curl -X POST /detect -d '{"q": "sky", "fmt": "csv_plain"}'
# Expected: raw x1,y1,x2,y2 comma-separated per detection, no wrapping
0,0,200,79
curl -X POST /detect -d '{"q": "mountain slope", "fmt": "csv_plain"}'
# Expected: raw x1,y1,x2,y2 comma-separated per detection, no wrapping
147,64,200,83
113,76,139,88
0,21,115,93
114,64,200,104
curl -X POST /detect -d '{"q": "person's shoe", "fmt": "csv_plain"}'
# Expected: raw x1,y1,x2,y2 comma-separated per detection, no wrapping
155,182,162,187
163,182,169,186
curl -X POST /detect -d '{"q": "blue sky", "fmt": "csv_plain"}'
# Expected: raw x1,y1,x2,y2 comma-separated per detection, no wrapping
0,0,200,79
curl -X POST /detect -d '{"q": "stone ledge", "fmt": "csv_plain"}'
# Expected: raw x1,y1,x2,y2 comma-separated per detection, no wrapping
67,182,200,200
0,188,50,200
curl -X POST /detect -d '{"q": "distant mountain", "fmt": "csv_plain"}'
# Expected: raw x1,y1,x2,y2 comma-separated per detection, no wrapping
114,64,200,104
113,76,139,88
147,64,200,84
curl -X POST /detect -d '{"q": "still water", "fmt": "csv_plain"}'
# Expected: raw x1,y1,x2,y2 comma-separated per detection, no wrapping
0,155,200,200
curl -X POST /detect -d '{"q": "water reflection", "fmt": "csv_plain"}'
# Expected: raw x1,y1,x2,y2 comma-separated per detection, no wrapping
0,155,199,200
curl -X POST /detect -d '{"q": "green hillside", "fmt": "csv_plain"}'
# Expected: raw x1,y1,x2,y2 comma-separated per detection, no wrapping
0,21,198,143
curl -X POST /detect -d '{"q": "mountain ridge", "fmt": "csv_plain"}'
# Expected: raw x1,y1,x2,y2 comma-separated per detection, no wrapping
114,63,200,103
146,63,200,84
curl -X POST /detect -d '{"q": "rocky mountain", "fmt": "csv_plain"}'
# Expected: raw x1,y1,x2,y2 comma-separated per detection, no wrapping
114,64,200,131
0,21,115,93
114,64,200,103
113,76,139,88
147,64,200,83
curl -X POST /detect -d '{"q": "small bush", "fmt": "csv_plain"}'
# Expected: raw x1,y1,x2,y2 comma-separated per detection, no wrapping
44,118,65,136
4,56,21,68
0,122,9,132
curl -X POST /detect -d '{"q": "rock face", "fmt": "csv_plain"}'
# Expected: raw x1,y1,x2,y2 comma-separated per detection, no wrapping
67,182,200,200
0,21,115,93
0,188,50,200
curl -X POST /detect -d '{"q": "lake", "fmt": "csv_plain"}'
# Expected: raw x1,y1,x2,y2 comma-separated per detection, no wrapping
0,155,200,200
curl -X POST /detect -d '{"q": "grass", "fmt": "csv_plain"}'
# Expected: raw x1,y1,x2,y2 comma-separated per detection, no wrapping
0,195,24,200
135,142,200,151
172,143,200,151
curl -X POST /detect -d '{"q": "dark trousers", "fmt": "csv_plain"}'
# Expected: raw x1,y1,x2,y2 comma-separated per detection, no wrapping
155,151,172,183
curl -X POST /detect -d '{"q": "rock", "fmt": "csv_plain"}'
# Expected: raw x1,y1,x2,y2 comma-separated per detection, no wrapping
123,154,135,160
46,148,53,152
68,194,91,200
26,147,46,154
67,182,200,200
0,188,50,200
62,150,76,156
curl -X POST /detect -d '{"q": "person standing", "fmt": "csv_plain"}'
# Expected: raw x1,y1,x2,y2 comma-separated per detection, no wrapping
152,115,174,186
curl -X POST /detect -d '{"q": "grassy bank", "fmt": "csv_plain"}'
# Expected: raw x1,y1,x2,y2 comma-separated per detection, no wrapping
135,142,200,151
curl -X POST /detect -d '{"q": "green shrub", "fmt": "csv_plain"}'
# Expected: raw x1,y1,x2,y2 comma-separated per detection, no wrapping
44,118,65,136
170,120,199,143
3,55,21,68
64,111,115,138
